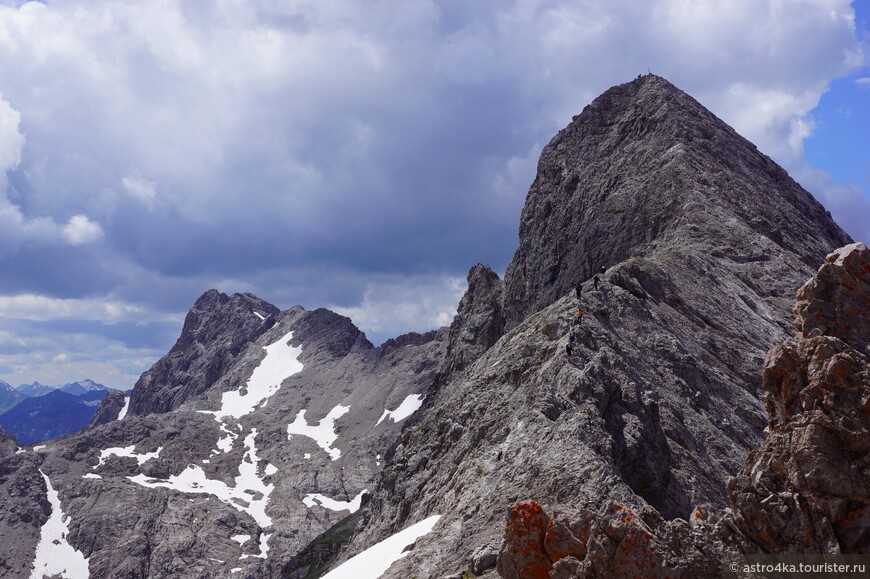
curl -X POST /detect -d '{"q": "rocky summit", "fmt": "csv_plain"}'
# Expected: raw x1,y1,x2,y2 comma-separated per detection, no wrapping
127,290,282,416
502,74,846,329
0,75,863,579
325,75,854,578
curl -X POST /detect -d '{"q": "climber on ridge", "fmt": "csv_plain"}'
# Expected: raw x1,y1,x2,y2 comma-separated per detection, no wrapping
575,280,582,299
593,266,606,290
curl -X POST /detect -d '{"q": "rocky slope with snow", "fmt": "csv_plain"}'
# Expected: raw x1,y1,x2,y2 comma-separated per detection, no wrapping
0,292,446,578
326,75,854,578
88,390,129,428
127,290,282,416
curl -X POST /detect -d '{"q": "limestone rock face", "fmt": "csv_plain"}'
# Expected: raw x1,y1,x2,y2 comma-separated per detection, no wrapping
0,454,49,579
794,242,870,352
443,263,506,376
496,243,870,576
497,501,749,579
88,390,127,428
729,242,870,554
128,290,281,416
502,75,849,329
331,76,853,579
0,426,16,457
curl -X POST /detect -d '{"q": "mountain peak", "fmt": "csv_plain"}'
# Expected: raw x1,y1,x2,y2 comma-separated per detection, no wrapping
127,289,282,415
502,75,851,328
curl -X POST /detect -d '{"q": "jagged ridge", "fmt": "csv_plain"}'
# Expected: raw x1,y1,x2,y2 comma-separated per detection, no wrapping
327,75,854,579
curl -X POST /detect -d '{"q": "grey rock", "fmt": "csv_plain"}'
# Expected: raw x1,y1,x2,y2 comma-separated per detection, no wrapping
502,74,850,330
128,290,281,416
0,297,447,578
279,498,368,579
88,390,127,428
333,76,853,578
494,242,870,576
443,264,506,377
0,454,49,579
470,539,501,575
0,425,16,457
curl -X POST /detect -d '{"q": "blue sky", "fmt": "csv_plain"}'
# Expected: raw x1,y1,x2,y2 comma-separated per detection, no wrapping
802,0,869,240
0,0,867,388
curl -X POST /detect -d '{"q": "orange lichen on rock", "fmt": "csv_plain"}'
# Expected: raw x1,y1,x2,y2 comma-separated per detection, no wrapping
497,502,554,579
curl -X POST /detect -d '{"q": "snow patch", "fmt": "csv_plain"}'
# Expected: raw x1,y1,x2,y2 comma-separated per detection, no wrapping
321,515,441,579
264,464,278,476
287,404,350,461
232,534,250,545
211,329,302,421
15,447,25,454
95,445,162,470
128,429,274,528
302,490,367,513
33,445,46,452
30,470,91,579
240,533,271,560
304,453,311,460
116,396,130,421
253,311,266,321
82,473,102,480
376,394,425,425
214,421,238,453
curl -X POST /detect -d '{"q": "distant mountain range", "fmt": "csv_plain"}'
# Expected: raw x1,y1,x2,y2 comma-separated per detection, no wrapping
0,379,123,445
0,389,111,445
14,378,113,397
15,381,57,397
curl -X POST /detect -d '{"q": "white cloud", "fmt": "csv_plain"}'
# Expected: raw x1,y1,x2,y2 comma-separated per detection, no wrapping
1,92,105,253
0,330,25,347
0,293,181,324
0,92,23,178
0,329,164,390
0,0,865,381
122,174,157,208
0,1,862,243
330,275,466,342
62,214,103,245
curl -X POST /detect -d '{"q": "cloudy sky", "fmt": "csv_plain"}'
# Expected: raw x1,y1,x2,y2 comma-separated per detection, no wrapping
0,0,867,389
